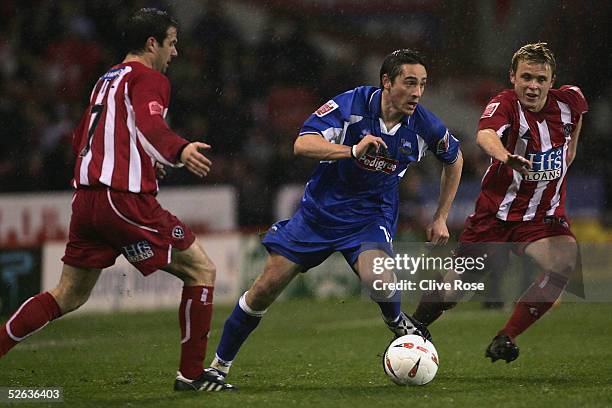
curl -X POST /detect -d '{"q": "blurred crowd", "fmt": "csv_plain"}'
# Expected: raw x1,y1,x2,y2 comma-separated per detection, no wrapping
0,0,610,227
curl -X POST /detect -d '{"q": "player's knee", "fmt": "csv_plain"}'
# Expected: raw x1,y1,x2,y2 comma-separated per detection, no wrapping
172,242,216,285
548,252,577,277
190,259,216,284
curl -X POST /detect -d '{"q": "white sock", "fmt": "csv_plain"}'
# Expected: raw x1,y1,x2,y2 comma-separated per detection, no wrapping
210,354,232,376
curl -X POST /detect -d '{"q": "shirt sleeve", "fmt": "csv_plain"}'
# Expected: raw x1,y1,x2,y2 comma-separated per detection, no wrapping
130,71,189,167
559,85,588,115
299,90,353,145
478,94,514,137
426,121,461,164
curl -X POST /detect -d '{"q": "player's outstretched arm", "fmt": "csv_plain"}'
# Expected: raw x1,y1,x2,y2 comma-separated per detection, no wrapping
425,150,463,246
294,133,387,160
180,142,212,178
476,129,531,176
566,116,583,167
294,134,352,160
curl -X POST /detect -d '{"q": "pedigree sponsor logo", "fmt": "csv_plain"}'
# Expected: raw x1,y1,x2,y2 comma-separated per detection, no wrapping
357,154,398,174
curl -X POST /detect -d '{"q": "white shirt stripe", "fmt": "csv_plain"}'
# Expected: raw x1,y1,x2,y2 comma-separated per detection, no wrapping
416,134,428,161
547,143,569,216
546,101,573,216
79,80,112,185
523,120,552,220
122,84,143,192
99,70,130,185
496,101,529,220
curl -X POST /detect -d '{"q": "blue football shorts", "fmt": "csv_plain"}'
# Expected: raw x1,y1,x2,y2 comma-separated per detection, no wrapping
261,208,394,270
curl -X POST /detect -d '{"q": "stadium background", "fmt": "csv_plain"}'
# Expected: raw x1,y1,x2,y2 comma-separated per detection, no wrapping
1,2,612,407
0,1,610,310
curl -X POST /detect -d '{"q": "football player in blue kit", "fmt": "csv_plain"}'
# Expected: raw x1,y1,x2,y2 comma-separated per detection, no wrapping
207,49,463,385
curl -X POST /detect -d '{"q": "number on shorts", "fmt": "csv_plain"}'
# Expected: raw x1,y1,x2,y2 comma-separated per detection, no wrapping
379,226,391,243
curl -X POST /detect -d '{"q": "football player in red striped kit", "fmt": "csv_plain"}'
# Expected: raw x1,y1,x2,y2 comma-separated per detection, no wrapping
413,43,588,363
0,8,233,391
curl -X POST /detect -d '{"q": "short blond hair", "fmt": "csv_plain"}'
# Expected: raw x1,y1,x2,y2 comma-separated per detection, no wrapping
511,42,556,77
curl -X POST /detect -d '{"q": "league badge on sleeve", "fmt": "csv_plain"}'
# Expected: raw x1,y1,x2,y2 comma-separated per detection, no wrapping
481,102,500,118
149,101,164,116
436,130,450,154
314,100,339,117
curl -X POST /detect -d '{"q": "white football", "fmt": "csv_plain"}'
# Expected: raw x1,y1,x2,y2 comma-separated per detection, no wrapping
383,334,439,386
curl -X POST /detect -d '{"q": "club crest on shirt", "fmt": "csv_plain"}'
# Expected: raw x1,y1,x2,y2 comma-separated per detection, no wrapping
562,123,574,139
122,240,154,263
172,226,185,239
399,138,412,155
481,102,500,118
314,100,339,117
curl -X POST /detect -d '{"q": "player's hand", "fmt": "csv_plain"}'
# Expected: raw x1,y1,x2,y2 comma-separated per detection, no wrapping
180,142,212,178
155,162,167,180
425,218,450,246
505,154,531,177
352,135,388,159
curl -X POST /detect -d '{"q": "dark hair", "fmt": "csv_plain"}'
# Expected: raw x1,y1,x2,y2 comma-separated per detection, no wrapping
511,42,556,77
379,49,426,87
123,8,178,55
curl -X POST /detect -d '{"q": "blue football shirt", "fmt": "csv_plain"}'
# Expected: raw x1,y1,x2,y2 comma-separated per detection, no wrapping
297,86,460,235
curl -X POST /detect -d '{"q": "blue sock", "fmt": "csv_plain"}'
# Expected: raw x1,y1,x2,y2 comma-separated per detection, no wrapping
215,292,265,363
374,289,401,322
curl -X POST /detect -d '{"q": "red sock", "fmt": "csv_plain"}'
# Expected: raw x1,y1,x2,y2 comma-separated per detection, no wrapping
0,292,62,357
500,272,568,340
179,285,214,379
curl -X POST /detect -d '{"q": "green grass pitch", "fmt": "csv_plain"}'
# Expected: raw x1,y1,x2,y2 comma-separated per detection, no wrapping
1,299,611,407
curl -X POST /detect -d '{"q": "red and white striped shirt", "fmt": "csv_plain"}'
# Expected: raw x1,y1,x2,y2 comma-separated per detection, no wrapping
474,86,588,222
71,62,189,194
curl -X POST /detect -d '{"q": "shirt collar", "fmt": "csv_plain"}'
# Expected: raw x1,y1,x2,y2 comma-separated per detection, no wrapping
369,88,411,126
